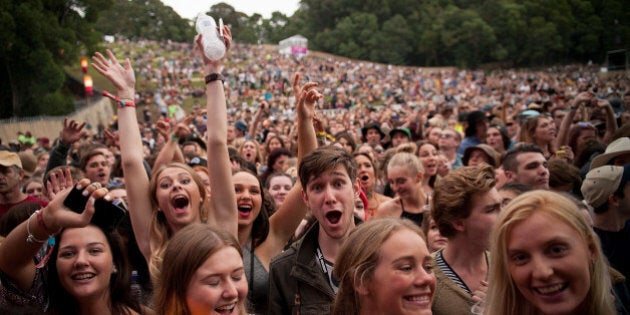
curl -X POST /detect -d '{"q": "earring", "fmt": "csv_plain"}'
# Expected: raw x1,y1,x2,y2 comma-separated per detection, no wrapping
112,266,118,274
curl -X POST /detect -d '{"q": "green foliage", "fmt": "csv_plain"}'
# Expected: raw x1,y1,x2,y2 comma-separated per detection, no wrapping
96,0,193,42
276,0,629,67
0,0,113,118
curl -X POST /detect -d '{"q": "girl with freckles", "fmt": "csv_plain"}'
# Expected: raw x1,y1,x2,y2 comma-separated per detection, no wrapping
333,218,436,315
485,190,617,315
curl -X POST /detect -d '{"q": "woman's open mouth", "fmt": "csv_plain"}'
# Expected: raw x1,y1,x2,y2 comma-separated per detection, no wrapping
171,195,190,214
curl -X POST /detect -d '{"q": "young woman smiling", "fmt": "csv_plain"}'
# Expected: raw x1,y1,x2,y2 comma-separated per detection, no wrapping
485,191,616,315
333,218,436,315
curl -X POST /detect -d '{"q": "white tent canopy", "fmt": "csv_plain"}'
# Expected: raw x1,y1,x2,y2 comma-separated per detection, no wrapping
278,35,308,57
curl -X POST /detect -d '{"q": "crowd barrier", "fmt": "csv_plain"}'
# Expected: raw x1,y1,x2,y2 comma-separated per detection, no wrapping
0,97,116,144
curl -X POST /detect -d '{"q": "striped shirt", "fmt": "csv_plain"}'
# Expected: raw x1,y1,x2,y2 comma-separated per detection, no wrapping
435,250,472,295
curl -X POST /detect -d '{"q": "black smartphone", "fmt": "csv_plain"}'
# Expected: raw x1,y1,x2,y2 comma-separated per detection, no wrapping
63,186,90,213
62,185,127,231
93,198,128,232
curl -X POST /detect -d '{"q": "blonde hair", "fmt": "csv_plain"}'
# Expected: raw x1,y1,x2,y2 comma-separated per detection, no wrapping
485,190,615,315
332,218,426,315
396,142,418,154
148,163,209,281
387,152,424,177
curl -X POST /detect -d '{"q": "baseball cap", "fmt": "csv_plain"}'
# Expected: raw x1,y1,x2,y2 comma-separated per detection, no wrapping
462,144,499,168
0,151,22,168
389,127,411,140
581,164,630,208
234,121,248,132
188,156,208,168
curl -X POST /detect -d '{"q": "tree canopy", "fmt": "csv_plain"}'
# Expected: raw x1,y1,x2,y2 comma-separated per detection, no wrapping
0,0,113,118
1,0,628,118
283,0,629,67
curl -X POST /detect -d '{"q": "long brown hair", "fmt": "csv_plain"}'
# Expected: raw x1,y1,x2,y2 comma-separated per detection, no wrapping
155,223,246,315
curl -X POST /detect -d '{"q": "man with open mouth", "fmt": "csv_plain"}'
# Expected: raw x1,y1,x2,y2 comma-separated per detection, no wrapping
268,146,361,314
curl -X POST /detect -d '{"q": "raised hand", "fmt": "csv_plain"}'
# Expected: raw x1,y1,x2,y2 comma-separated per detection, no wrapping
91,49,136,99
572,91,594,108
293,73,322,120
59,118,86,145
156,119,172,140
42,177,110,233
103,129,120,147
195,25,232,74
595,98,611,109
46,167,74,200
174,123,192,139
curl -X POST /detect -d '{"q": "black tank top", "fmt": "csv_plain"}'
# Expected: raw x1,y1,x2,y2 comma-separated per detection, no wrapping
399,199,424,227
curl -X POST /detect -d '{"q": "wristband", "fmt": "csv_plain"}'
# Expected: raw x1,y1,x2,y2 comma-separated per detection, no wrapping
36,210,61,236
205,73,225,84
102,91,135,108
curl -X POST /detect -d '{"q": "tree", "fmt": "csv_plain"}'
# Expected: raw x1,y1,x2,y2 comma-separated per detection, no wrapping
0,0,113,118
96,0,193,42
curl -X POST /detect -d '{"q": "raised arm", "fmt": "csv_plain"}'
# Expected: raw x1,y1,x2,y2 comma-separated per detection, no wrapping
91,50,153,262
0,169,104,293
248,102,265,141
196,28,238,239
45,118,86,175
596,99,618,143
152,119,186,170
557,92,593,146
256,74,322,266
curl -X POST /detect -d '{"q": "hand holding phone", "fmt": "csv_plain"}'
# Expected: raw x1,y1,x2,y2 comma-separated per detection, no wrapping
63,183,127,232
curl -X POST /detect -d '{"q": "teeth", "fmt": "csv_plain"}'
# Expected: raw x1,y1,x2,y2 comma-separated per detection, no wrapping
73,273,95,280
215,303,235,311
405,295,429,301
536,283,564,294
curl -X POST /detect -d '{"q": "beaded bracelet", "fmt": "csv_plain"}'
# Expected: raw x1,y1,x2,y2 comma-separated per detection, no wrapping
26,213,47,244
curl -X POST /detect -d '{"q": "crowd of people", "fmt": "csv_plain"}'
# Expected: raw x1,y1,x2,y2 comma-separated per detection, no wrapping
1,24,629,315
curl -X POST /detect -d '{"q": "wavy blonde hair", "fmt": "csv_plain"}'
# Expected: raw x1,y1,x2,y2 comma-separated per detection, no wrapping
147,163,209,282
485,190,615,315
